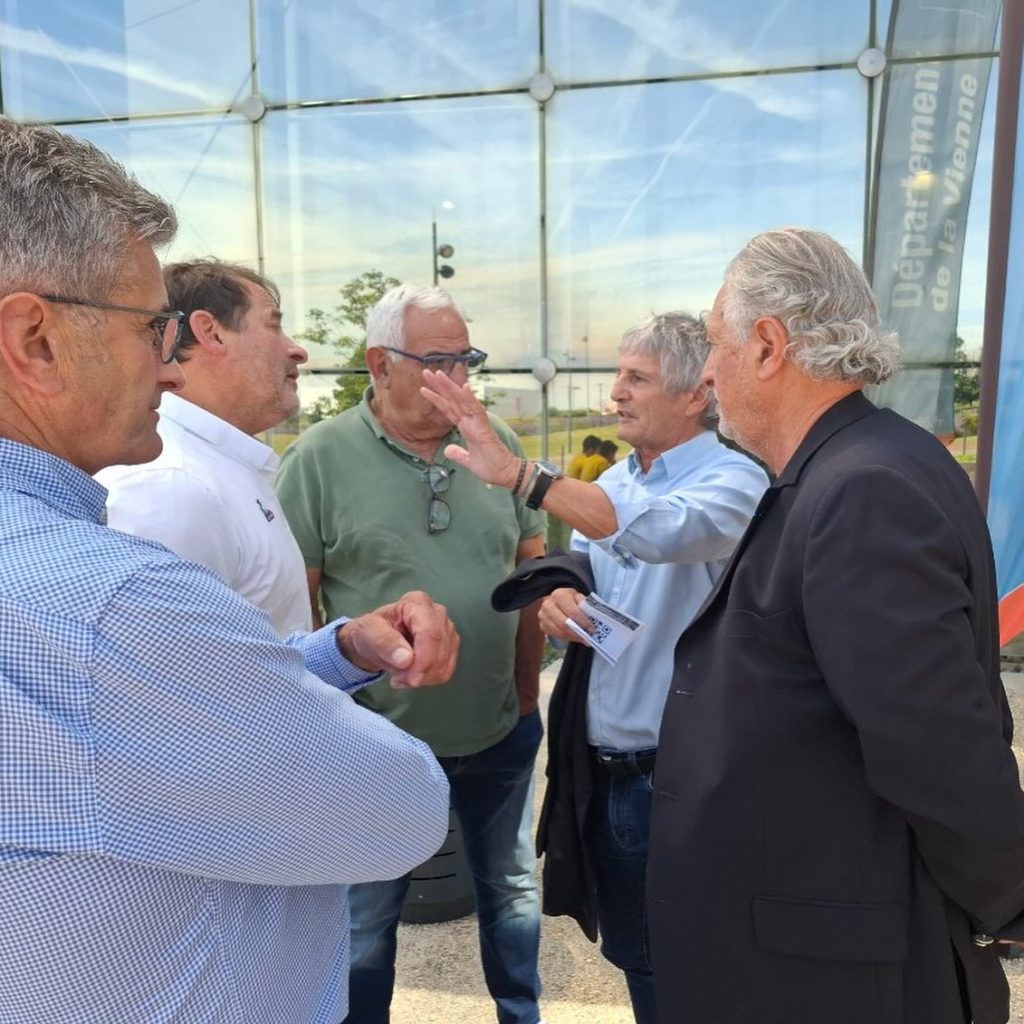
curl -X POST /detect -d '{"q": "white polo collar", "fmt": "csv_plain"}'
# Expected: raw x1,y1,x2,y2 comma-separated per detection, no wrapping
158,392,279,474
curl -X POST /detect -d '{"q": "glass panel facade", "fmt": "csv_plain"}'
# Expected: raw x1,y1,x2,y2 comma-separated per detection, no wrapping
0,0,252,120
546,71,867,368
257,0,539,104
260,95,542,369
68,117,259,264
545,0,870,82
0,0,1000,449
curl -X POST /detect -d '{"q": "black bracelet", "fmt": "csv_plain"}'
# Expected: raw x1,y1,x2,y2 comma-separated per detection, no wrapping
513,458,528,495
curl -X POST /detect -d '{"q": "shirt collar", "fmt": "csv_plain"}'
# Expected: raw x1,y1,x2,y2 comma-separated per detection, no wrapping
625,429,717,482
159,392,279,474
0,437,108,523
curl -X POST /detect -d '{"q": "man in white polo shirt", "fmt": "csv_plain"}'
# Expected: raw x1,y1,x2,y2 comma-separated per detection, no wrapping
99,258,317,636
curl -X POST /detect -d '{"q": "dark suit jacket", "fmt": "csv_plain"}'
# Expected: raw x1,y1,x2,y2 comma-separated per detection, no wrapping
648,392,1024,1024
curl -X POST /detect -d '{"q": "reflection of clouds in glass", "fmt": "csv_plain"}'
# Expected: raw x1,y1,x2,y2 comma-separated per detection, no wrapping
546,0,868,84
260,99,542,367
559,0,773,72
547,72,864,250
67,119,257,265
0,22,216,105
0,2,250,119
709,76,824,120
259,0,536,103
547,72,866,363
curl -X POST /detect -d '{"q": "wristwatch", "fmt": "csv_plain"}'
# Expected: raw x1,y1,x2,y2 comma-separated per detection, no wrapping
526,460,564,510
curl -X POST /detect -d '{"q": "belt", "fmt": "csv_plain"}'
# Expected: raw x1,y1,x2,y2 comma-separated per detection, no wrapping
590,746,657,777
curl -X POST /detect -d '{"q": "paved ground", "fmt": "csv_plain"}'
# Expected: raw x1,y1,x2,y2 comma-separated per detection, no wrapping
392,665,630,1023
388,670,1024,1023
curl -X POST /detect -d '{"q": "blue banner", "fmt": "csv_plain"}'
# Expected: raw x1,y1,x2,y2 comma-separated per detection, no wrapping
988,57,1024,610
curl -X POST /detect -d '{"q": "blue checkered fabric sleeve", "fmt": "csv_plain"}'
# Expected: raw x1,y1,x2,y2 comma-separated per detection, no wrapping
0,439,449,1024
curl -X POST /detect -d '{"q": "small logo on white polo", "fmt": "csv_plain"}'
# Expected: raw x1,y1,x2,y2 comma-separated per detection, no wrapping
256,499,275,522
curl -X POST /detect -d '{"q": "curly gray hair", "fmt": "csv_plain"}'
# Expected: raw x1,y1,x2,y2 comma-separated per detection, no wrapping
722,228,901,385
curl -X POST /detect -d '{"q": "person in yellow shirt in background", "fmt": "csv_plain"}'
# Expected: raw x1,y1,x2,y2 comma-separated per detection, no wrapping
579,442,612,482
597,440,619,477
567,435,601,479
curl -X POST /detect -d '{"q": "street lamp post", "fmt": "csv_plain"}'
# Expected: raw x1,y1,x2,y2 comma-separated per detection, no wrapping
431,214,438,286
431,204,456,285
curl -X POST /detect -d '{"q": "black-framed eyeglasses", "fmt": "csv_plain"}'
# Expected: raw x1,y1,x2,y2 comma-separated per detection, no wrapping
41,294,187,364
379,345,488,376
426,463,452,534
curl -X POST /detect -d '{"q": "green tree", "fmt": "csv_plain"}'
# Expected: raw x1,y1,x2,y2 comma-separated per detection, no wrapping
300,270,401,421
953,335,980,408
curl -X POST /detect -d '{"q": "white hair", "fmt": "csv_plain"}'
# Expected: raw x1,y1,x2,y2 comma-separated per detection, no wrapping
619,310,717,428
723,227,901,385
365,283,463,356
0,117,176,302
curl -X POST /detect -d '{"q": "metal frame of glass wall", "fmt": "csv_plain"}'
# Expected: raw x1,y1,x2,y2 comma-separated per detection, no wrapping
0,0,999,457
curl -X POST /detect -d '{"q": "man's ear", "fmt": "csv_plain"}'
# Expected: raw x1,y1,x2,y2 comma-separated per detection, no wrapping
751,315,788,381
365,346,388,386
0,293,65,396
686,383,711,417
188,309,226,355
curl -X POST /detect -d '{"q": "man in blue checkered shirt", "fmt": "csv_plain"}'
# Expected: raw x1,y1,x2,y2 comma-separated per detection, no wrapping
0,118,456,1023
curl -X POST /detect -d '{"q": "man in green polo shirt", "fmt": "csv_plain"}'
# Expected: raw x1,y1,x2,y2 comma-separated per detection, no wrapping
276,284,546,1024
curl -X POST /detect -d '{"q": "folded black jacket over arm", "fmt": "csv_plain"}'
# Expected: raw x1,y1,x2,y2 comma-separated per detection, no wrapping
492,551,598,941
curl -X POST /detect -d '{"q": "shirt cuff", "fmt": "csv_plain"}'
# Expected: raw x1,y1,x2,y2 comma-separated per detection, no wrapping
292,617,384,693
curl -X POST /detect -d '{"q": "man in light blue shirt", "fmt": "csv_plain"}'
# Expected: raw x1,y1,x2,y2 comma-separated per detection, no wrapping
0,117,457,1024
421,311,768,1024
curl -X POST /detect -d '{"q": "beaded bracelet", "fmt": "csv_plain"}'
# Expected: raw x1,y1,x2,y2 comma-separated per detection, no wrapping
513,457,528,495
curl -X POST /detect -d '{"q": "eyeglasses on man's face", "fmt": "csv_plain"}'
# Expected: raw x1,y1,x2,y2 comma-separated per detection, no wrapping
426,463,452,533
41,294,187,364
378,345,488,376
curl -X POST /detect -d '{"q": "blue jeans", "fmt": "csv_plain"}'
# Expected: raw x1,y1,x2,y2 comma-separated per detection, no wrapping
585,755,657,1024
344,709,543,1024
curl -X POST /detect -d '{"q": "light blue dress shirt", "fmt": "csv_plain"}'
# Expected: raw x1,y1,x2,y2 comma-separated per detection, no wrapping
0,439,449,1024
573,430,769,750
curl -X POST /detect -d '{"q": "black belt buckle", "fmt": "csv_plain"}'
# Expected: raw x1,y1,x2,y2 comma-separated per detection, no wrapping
593,748,657,777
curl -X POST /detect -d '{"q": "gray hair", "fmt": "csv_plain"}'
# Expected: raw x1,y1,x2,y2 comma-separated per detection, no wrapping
366,284,463,360
0,118,176,302
619,311,718,428
722,227,900,385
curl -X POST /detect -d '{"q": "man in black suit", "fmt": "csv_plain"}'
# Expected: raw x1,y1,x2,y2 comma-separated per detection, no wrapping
648,227,1024,1024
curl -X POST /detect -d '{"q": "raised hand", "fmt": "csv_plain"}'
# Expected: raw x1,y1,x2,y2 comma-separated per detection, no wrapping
420,368,520,488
